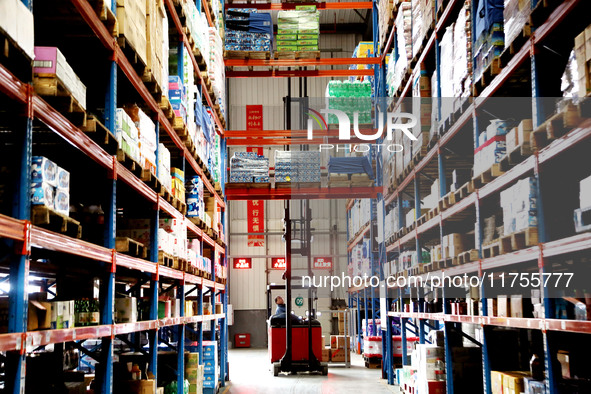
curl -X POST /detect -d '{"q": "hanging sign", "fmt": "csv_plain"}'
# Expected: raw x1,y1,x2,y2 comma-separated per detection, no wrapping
233,258,252,270
313,257,333,270
247,146,265,247
271,257,286,269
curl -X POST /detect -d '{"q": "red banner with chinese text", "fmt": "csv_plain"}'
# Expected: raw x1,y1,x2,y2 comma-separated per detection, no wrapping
247,146,265,247
246,105,263,131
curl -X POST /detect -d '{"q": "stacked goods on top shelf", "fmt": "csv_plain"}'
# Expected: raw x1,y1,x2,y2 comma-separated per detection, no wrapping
387,1,412,95
208,27,226,116
574,25,591,99
411,0,435,59
326,80,372,125
503,0,531,50
473,119,508,177
31,157,70,217
499,177,537,236
378,0,394,48
225,9,273,54
229,151,269,183
33,47,87,111
274,151,321,183
146,0,169,94
473,0,504,82
439,1,472,122
277,6,320,52
183,0,210,59
117,0,148,64
0,0,34,58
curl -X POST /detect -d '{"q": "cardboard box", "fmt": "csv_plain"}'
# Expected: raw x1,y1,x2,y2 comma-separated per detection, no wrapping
185,367,198,381
186,352,199,368
557,350,570,379
330,335,346,349
491,371,504,394
330,348,350,362
506,127,519,152
586,25,591,63
487,298,498,317
497,295,511,317
503,372,530,394
51,300,74,329
124,379,156,394
322,346,331,362
28,300,52,331
510,295,524,318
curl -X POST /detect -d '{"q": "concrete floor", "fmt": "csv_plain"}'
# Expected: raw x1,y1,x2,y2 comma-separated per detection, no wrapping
222,348,400,394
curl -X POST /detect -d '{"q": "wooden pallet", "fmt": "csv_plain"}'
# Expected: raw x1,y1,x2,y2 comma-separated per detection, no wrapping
158,251,174,267
117,149,143,177
417,214,427,227
224,50,271,60
532,103,582,150
115,237,147,259
438,191,456,211
33,76,87,126
159,95,174,120
141,67,163,98
0,25,33,82
482,241,500,259
141,169,163,194
472,163,505,188
328,174,374,188
458,249,480,265
427,206,440,220
506,140,533,165
499,227,539,255
31,205,82,239
472,57,503,96
454,180,475,202
275,51,321,60
226,182,271,190
500,24,532,67
92,0,118,37
188,216,206,230
80,115,119,155
193,47,207,71
529,0,562,27
117,36,147,73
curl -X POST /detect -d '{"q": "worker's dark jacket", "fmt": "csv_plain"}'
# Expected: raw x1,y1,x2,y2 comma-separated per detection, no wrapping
271,304,301,326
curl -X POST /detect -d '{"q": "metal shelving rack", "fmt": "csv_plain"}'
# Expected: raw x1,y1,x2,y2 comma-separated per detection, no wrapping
0,0,229,392
356,0,591,394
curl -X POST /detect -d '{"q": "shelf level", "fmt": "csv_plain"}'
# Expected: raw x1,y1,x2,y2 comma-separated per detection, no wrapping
225,186,381,200
224,1,373,10
225,57,381,68
388,312,591,334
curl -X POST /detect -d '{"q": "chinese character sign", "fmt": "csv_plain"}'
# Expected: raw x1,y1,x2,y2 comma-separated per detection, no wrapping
246,105,263,131
247,146,265,247
271,258,286,269
313,257,333,270
247,199,265,247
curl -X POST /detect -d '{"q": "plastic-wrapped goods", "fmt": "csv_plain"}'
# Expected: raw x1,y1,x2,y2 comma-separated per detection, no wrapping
473,0,505,82
277,8,320,52
504,0,531,50
387,2,412,95
116,0,147,65
146,0,167,94
326,80,372,125
473,119,508,176
274,151,321,183
225,9,273,52
229,151,269,183
208,28,226,117
500,177,537,235
453,3,472,98
378,0,394,47
33,47,87,110
31,156,70,216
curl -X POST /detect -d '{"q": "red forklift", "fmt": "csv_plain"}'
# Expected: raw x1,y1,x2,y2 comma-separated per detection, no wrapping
268,201,328,376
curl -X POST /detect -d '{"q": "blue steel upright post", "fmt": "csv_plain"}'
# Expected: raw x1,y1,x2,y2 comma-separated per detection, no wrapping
177,279,186,393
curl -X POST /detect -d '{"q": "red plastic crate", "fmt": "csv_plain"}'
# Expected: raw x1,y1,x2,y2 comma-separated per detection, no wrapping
235,333,251,348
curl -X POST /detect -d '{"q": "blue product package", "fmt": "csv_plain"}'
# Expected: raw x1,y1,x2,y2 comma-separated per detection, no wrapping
57,167,70,190
204,365,216,374
31,182,55,207
31,156,58,186
168,88,185,102
54,189,70,216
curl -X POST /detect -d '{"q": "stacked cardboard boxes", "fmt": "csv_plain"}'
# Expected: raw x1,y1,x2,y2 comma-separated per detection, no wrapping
474,119,509,177
146,0,168,94
506,119,533,154
411,0,435,59
330,335,350,362
117,0,148,65
499,177,537,236
412,344,446,393
491,371,533,394
202,341,218,390
574,26,591,98
186,352,204,394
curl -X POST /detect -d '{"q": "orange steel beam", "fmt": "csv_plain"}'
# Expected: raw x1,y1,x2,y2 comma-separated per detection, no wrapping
224,2,373,10
225,57,381,67
226,69,374,78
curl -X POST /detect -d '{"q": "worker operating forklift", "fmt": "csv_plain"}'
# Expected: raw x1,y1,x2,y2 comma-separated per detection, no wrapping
268,203,328,376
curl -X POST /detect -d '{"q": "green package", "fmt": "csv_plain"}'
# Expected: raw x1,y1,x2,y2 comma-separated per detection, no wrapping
277,45,298,52
297,34,319,40
278,28,299,35
277,40,299,47
298,45,319,51
277,34,298,41
297,39,318,46
299,29,319,34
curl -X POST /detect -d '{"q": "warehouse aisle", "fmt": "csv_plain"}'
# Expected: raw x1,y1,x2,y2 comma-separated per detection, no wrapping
224,349,399,393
